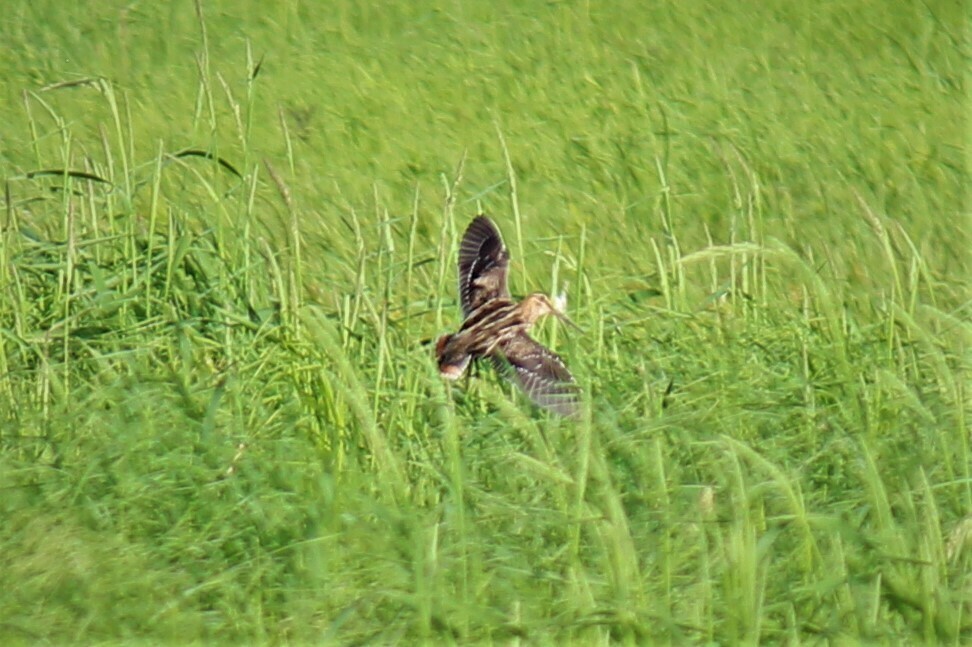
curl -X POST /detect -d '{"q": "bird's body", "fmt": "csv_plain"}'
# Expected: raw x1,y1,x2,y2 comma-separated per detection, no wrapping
436,293,556,378
436,216,579,416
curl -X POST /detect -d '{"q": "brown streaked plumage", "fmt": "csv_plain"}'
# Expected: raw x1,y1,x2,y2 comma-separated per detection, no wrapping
436,215,579,416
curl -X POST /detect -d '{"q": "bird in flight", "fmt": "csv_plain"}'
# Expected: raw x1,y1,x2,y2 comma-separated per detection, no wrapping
435,215,580,416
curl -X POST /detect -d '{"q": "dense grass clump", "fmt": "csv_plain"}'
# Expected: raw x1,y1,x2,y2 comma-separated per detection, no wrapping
1,0,968,644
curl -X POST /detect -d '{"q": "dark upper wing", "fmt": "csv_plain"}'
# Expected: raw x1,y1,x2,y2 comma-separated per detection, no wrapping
458,216,509,317
493,332,579,417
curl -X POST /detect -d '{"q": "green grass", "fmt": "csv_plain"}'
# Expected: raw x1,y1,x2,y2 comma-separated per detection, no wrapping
1,0,969,644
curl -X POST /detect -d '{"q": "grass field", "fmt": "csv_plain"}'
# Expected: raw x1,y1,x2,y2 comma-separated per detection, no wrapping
1,0,969,644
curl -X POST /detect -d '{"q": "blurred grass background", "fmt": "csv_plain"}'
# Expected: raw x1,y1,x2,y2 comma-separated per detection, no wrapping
1,0,968,644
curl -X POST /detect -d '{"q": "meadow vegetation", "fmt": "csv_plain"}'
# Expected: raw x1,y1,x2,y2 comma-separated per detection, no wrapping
1,0,968,644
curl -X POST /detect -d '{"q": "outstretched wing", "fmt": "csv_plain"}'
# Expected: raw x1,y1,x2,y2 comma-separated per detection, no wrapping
493,332,579,417
458,216,509,317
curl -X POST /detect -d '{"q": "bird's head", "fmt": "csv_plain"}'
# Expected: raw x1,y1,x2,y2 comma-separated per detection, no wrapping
520,293,581,330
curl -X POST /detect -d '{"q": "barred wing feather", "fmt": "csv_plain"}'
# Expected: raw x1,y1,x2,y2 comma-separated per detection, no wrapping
458,216,510,317
493,332,579,417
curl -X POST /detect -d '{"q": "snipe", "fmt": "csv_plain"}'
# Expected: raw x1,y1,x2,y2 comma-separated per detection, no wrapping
436,216,579,416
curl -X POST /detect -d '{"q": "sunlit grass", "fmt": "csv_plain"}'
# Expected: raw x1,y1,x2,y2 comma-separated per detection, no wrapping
1,0,968,644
